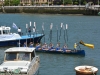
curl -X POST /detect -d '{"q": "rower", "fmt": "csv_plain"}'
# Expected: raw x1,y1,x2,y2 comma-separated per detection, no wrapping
29,42,34,48
42,43,48,50
36,43,41,50
74,43,77,50
62,44,68,52
48,43,54,50
55,43,61,51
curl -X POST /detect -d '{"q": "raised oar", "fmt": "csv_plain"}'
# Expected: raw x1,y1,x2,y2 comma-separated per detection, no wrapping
33,22,37,43
59,23,63,41
63,25,66,44
66,24,68,42
56,25,58,43
79,40,94,49
84,43,94,49
50,23,53,43
42,23,45,43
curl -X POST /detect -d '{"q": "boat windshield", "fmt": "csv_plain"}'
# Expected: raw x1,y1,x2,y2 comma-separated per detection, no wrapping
18,52,30,61
5,52,30,61
5,52,17,61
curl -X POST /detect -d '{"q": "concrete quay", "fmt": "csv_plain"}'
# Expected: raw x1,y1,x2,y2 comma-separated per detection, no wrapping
0,5,100,15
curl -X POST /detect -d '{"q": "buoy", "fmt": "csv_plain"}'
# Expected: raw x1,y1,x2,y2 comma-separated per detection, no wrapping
75,65,98,75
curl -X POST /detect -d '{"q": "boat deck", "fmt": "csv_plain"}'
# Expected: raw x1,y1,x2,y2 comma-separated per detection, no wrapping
19,34,44,40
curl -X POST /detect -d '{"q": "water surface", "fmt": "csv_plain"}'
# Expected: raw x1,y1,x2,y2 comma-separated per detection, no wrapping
0,14,100,75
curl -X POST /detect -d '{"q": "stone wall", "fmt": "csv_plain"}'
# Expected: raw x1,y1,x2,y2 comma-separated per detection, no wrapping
0,6,99,15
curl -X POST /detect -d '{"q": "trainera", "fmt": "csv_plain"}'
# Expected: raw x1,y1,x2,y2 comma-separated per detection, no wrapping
0,47,40,75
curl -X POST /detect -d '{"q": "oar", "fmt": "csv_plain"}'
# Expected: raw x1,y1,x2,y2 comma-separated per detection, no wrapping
66,24,68,42
56,25,58,43
42,23,45,43
79,40,94,49
33,27,35,43
59,23,63,41
50,23,53,43
33,22,37,43
63,25,66,44
84,43,94,49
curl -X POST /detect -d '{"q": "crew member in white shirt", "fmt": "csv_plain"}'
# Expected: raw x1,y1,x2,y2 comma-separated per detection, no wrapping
18,27,21,36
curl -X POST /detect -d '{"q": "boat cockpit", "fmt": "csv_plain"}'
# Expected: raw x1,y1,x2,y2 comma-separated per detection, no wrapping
0,26,11,35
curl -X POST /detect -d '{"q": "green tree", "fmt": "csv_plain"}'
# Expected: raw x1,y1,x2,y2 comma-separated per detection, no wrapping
12,0,20,6
4,0,10,6
62,0,72,5
4,0,20,6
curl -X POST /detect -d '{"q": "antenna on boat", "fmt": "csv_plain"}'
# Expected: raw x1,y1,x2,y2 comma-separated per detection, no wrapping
26,24,28,47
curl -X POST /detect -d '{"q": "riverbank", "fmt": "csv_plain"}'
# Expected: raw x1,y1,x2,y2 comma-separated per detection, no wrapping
0,6,100,15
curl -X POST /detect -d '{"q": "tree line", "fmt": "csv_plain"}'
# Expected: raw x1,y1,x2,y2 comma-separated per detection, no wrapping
1,0,99,6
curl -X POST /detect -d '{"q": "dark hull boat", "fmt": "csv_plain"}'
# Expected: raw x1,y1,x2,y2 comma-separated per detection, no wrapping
0,34,44,47
34,23,94,56
35,48,85,56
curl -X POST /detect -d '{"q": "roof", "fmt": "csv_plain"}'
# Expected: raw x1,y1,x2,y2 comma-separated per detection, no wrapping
0,26,11,30
5,47,35,52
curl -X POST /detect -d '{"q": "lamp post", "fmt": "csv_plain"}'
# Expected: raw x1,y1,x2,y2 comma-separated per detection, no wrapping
48,0,49,6
63,0,64,5
79,0,80,6
98,0,99,6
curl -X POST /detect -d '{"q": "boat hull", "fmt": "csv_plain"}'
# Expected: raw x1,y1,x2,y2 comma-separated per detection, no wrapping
75,65,98,75
0,34,44,47
35,49,85,56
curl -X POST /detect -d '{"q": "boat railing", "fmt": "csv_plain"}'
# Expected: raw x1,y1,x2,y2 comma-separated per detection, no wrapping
27,56,39,74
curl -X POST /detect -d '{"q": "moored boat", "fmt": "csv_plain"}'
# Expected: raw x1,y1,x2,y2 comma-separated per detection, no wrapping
35,42,85,56
0,26,44,47
75,65,98,75
0,47,40,75
34,40,94,56
35,48,85,56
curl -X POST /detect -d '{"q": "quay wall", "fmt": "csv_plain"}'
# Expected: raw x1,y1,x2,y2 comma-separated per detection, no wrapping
0,6,99,15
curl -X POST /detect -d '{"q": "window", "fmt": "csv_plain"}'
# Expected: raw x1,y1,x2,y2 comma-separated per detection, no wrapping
18,52,30,61
6,52,17,61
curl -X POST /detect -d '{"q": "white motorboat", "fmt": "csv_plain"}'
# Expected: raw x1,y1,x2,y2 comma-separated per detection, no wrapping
75,65,98,75
0,47,40,75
